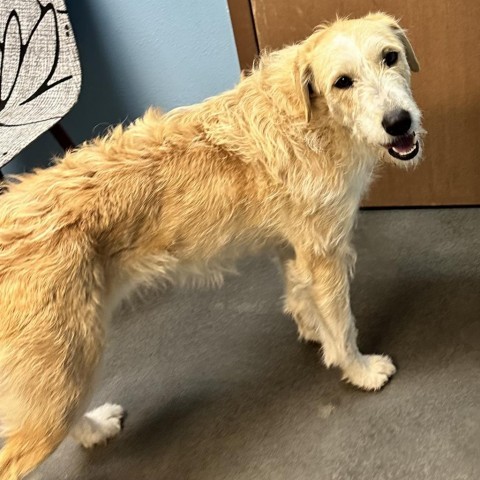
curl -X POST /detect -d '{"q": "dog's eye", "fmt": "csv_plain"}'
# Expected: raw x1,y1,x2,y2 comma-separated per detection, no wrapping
333,76,353,89
384,51,398,67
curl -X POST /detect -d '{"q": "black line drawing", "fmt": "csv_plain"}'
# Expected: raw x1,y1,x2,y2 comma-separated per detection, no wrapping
0,1,73,127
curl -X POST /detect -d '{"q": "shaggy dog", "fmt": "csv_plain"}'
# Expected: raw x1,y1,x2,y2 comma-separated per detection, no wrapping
0,13,422,479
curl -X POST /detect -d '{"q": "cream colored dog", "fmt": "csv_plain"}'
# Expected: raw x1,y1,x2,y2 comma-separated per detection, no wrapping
0,13,422,479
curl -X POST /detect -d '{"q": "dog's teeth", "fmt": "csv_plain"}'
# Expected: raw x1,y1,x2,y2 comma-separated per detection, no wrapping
392,145,415,155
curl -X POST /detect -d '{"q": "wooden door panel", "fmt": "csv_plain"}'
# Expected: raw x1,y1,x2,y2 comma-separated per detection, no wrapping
245,0,480,206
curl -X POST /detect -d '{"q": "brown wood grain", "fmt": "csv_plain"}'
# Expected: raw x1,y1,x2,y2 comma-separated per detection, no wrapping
227,0,259,71
233,0,480,206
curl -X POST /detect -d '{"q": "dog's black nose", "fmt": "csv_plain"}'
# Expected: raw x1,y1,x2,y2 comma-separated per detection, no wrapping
382,109,412,136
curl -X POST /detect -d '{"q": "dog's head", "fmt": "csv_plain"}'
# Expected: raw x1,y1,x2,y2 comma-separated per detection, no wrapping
296,13,423,165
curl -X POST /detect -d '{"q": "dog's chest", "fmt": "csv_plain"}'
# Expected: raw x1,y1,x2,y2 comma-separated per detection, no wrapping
342,146,377,202
300,153,375,251
347,163,374,204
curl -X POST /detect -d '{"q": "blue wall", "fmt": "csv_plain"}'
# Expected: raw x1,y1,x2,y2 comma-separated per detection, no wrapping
4,0,240,174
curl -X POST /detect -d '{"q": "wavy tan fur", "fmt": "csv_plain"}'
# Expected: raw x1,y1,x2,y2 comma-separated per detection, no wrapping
0,13,423,479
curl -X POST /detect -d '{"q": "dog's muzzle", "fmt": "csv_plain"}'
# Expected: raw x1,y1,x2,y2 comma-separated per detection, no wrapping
382,109,420,161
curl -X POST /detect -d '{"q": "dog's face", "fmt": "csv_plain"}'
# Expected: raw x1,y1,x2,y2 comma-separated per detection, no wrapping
301,14,423,165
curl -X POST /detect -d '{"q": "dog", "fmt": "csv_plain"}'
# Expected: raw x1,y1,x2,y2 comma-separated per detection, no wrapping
0,12,423,479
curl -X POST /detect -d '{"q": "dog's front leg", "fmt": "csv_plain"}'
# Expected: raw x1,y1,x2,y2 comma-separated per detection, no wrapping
283,246,396,390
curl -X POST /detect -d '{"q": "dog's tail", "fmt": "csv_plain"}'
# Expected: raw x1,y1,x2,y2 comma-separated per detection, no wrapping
0,430,62,480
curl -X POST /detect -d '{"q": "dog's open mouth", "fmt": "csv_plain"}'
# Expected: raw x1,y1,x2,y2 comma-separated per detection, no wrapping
385,133,419,161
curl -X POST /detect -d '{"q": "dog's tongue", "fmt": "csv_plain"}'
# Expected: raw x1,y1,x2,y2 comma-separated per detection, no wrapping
391,134,415,154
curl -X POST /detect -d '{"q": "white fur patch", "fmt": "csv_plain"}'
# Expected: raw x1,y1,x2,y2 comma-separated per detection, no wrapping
342,354,397,391
70,403,124,448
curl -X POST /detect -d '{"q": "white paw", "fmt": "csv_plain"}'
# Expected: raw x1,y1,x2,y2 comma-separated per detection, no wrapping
342,354,396,391
74,403,125,448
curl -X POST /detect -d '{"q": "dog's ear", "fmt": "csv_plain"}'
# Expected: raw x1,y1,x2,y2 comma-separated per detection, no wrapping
366,13,419,72
392,25,420,72
296,62,315,122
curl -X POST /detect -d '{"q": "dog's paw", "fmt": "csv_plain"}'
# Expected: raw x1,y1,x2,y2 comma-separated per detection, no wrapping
76,403,125,448
342,354,396,391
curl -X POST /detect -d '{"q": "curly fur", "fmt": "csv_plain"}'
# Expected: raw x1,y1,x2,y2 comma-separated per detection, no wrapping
0,13,422,479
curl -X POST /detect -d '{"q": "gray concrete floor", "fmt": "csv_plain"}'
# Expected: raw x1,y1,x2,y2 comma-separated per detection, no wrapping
33,208,480,480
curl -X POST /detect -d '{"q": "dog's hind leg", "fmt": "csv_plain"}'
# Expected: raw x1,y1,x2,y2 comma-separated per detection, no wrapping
0,374,106,480
0,308,107,478
0,426,66,480
282,246,396,391
0,383,118,479
70,403,124,448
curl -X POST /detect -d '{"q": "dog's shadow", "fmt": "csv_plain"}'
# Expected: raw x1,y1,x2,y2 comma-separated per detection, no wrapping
356,271,480,371
35,241,480,480
352,210,480,372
